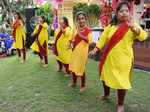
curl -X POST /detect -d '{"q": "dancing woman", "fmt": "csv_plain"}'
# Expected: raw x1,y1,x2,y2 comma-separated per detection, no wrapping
53,17,72,77
89,2,147,112
6,12,26,63
68,11,92,94
31,16,49,67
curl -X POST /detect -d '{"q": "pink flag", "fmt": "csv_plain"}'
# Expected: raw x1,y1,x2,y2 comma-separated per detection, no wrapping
33,0,42,2
55,0,63,2
33,0,43,6
112,0,117,11
52,8,58,30
129,1,134,16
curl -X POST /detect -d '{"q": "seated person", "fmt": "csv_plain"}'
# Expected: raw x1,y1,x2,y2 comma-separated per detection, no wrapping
0,26,14,52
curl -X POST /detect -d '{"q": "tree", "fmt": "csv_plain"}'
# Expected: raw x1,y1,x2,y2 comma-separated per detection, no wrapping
35,3,54,25
0,0,34,23
73,3,89,20
73,3,102,28
0,0,14,23
88,4,102,27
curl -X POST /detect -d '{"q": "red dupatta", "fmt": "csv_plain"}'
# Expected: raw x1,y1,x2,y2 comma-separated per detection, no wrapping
13,20,22,41
73,26,91,50
99,22,129,75
36,24,47,56
53,25,67,56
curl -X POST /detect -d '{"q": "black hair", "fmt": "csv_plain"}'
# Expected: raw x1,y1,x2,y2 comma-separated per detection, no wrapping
75,11,87,21
14,11,24,24
61,17,69,27
110,1,130,25
41,16,47,23
145,8,150,18
14,11,22,20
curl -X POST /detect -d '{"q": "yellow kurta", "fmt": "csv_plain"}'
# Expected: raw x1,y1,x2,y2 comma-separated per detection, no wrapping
69,27,92,76
96,23,148,89
13,21,26,49
30,23,49,54
53,27,72,64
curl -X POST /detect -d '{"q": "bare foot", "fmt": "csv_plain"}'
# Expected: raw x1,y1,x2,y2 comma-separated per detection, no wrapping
43,64,48,68
117,105,125,112
79,87,86,94
68,83,76,87
39,59,42,64
18,57,21,61
98,95,109,101
21,59,25,64
65,74,70,77
56,69,62,72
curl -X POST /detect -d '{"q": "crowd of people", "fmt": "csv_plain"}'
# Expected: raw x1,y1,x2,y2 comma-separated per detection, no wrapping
1,1,148,112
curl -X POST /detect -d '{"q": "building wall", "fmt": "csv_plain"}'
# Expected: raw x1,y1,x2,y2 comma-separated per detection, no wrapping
74,0,89,3
144,0,150,4
89,0,101,5
57,1,74,28
73,0,100,5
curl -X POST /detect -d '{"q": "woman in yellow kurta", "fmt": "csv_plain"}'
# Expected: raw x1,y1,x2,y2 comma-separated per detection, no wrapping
53,17,72,77
6,12,26,63
67,11,92,94
31,16,49,67
89,2,147,112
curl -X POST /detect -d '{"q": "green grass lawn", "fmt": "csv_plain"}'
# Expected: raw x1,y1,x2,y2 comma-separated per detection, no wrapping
0,51,150,112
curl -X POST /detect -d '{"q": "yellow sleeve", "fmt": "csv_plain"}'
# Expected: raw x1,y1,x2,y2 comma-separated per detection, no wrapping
19,20,23,27
33,25,39,35
87,32,92,44
96,25,111,49
134,23,148,41
69,27,76,41
52,29,59,44
42,23,48,30
63,27,70,38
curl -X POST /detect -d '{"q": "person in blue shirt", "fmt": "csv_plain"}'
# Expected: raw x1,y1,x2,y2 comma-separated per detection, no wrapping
0,26,14,52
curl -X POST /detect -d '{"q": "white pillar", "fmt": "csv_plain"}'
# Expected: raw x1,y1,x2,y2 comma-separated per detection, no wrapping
133,0,144,24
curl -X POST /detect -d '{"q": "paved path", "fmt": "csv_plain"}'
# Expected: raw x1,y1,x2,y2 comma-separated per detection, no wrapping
133,41,150,70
